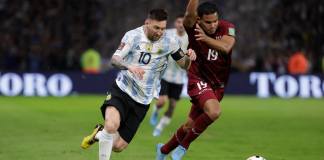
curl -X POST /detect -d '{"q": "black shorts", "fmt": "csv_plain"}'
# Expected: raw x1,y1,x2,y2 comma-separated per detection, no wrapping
159,79,183,100
100,82,149,143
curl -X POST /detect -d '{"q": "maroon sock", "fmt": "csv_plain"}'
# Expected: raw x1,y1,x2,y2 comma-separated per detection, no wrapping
180,113,214,149
161,125,187,154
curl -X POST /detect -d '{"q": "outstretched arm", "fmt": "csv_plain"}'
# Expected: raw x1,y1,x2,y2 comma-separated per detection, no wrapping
183,0,199,28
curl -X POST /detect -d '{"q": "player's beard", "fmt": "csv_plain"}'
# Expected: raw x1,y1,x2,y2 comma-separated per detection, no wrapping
145,27,160,41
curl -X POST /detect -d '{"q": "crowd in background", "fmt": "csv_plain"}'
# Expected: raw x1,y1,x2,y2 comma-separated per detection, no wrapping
0,0,323,73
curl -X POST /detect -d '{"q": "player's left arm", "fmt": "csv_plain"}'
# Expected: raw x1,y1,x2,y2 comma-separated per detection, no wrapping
195,24,235,54
171,48,196,70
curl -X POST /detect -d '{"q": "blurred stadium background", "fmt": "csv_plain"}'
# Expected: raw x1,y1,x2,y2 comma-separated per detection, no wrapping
0,0,323,160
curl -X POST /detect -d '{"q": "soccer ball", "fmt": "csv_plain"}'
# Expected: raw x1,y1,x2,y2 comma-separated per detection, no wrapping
246,155,266,160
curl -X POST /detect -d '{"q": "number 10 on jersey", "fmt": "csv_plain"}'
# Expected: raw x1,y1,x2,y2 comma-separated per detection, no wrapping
138,52,151,64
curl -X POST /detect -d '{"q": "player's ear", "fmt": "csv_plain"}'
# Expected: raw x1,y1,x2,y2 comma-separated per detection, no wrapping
197,17,201,24
145,19,150,25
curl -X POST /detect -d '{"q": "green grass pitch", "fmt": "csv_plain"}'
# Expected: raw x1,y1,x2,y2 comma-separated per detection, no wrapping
0,95,323,160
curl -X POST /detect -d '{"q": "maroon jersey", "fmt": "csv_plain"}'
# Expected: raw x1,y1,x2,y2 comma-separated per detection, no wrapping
186,20,235,96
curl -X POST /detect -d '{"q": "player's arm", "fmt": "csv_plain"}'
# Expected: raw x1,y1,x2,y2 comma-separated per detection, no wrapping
111,55,128,70
195,24,235,54
111,55,145,80
183,0,199,28
171,48,196,70
111,37,145,79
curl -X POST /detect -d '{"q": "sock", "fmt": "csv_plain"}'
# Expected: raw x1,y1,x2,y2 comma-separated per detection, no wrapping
95,131,102,140
98,129,113,160
156,116,171,131
180,113,214,149
96,131,118,144
161,125,187,154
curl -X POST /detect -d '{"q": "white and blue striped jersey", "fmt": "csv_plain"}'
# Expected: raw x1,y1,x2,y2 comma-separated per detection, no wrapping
113,26,181,105
162,29,189,84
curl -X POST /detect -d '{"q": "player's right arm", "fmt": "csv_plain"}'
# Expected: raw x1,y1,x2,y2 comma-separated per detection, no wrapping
111,55,145,80
111,32,145,79
183,0,199,28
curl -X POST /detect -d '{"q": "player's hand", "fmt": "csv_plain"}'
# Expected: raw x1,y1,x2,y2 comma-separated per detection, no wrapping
128,65,145,80
194,24,209,42
186,48,197,61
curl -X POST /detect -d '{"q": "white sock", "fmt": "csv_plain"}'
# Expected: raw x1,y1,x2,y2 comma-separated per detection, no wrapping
156,116,171,131
96,131,119,147
98,129,113,160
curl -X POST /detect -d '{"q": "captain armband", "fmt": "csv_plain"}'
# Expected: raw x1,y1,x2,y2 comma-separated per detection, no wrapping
171,48,186,61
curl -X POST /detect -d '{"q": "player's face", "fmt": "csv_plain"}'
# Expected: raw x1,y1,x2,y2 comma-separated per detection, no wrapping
198,13,219,35
145,19,167,41
174,17,185,33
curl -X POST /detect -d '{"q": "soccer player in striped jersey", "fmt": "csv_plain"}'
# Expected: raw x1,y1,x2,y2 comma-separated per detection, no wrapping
80,9,196,160
150,15,189,137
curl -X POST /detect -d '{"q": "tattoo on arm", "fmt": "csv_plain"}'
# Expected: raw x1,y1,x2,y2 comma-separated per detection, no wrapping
177,55,191,70
111,55,128,70
183,56,191,70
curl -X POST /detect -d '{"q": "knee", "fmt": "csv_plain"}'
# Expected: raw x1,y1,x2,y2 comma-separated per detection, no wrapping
157,96,167,106
104,120,119,133
113,141,128,152
206,108,221,121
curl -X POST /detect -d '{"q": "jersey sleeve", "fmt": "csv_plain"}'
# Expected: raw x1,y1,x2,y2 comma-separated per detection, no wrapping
223,22,236,37
170,38,181,54
113,31,134,58
184,23,196,38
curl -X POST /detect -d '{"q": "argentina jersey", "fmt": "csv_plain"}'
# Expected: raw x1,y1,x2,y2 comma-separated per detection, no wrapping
113,26,180,105
162,29,189,84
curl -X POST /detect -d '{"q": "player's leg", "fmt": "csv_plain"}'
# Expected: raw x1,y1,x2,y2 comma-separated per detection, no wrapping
97,106,121,160
171,90,222,160
150,95,168,126
153,98,176,136
180,89,224,148
159,118,193,153
150,80,169,126
171,100,219,160
113,97,150,152
111,133,128,152
153,83,183,136
80,91,122,155
159,102,201,157
181,98,220,146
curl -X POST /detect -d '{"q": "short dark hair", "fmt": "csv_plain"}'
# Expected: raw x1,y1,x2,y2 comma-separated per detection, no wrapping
175,14,184,19
197,2,220,17
148,9,168,21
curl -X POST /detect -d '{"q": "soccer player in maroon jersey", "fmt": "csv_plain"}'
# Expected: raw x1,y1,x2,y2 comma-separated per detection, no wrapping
156,0,236,159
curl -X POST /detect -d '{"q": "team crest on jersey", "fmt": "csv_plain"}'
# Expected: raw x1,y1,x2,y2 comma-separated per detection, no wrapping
118,42,125,50
145,43,153,52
